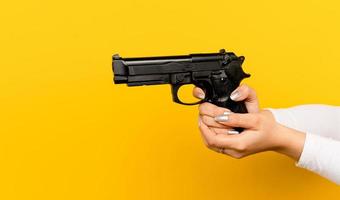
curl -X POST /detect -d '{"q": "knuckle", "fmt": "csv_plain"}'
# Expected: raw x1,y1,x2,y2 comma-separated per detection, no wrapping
243,85,250,95
206,138,216,147
198,102,211,114
253,114,262,126
239,83,248,91
229,115,239,125
198,103,206,114
212,107,219,116
201,115,210,125
234,142,247,152
213,106,224,116
240,83,248,88
245,85,257,99
231,153,244,159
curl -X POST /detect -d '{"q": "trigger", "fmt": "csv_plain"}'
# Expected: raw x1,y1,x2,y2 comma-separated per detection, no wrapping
171,84,182,104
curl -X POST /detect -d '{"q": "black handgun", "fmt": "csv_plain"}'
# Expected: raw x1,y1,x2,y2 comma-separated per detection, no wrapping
112,49,250,132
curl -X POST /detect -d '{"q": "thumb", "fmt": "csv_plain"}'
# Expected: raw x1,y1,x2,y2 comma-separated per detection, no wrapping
230,84,259,113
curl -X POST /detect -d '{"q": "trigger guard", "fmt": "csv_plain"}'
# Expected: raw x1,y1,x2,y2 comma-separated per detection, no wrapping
171,84,204,105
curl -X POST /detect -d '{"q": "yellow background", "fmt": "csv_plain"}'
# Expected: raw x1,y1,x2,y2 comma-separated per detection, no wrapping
1,0,339,199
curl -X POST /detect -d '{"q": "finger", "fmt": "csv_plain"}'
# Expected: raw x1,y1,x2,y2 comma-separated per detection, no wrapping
199,117,239,148
198,102,231,117
222,149,245,159
193,87,205,99
230,84,259,113
215,113,260,129
201,115,232,128
210,146,241,157
211,127,240,135
198,116,216,147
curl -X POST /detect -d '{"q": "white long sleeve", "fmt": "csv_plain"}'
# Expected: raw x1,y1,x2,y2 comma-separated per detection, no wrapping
266,104,340,185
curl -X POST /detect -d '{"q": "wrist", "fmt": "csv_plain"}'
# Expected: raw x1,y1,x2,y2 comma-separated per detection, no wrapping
274,124,306,160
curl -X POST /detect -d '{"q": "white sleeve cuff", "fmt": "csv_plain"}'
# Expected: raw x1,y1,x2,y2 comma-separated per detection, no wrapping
296,133,321,171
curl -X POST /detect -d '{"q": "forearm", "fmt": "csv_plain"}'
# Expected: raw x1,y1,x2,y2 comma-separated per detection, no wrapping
266,105,340,185
273,123,306,161
274,123,340,185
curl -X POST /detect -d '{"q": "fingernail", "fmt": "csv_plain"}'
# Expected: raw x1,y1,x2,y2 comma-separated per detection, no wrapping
230,91,240,101
198,93,205,99
214,115,229,122
223,111,231,115
198,117,202,126
227,130,240,135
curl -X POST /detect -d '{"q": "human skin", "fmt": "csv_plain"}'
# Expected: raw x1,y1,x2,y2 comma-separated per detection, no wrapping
193,85,306,160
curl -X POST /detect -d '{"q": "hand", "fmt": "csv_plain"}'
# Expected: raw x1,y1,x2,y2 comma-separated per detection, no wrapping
193,84,260,113
194,84,306,160
193,84,260,135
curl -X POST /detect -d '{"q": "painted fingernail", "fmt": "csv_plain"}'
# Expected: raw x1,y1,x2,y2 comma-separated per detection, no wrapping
214,115,229,122
223,111,231,115
197,93,205,99
230,91,240,101
227,130,240,135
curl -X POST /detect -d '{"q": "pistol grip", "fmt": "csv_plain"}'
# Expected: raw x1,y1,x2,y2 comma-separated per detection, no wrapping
208,71,249,133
